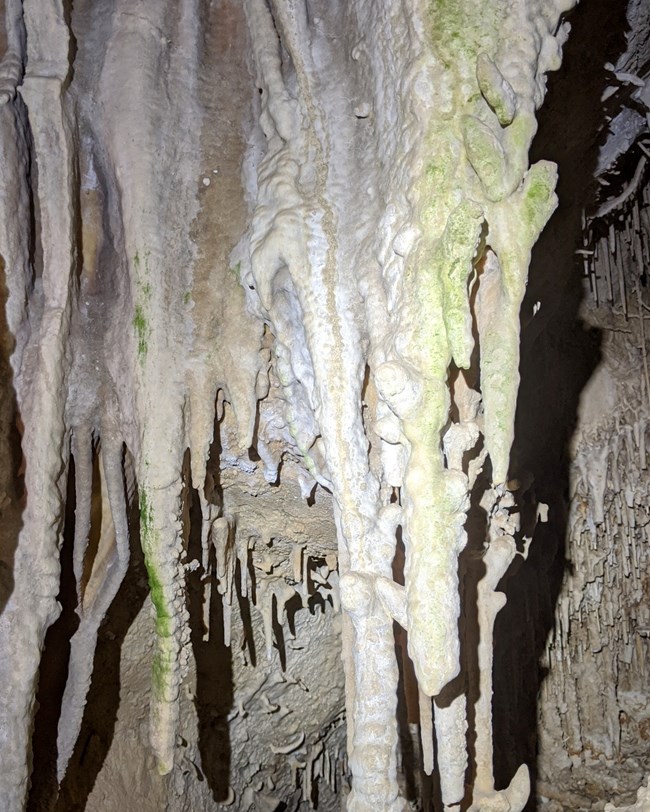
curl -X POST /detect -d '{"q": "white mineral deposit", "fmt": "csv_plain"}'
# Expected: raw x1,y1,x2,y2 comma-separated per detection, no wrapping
0,0,649,810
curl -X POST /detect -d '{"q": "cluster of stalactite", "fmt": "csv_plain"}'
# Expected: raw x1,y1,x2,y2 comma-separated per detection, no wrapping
0,0,575,809
539,150,650,804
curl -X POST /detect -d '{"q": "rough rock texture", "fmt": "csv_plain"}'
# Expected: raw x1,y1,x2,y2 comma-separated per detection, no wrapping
2,0,650,811
485,1,650,809
536,118,650,812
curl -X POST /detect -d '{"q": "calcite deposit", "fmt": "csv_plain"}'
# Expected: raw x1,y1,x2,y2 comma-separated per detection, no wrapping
1,0,649,810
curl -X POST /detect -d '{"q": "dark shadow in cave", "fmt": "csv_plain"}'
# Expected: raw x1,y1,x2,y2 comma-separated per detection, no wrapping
52,458,148,812
456,457,491,812
0,92,37,618
272,598,288,671
236,555,257,668
182,403,235,802
0,252,24,616
392,530,439,810
186,480,234,804
395,636,420,805
491,0,629,807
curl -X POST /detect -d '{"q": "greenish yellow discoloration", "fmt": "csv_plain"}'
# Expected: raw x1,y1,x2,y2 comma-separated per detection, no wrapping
395,0,558,697
437,200,484,369
462,115,508,201
139,488,172,639
476,52,516,127
427,0,483,64
133,304,150,362
519,161,558,237
139,480,180,776
133,248,154,364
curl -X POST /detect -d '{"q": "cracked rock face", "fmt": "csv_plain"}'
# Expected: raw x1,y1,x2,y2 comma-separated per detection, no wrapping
5,0,649,811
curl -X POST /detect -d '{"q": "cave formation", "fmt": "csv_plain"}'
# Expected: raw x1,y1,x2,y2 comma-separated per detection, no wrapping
1,0,650,810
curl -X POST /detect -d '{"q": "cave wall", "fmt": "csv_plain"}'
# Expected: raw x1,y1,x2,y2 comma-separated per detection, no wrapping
535,149,650,810
5,0,650,811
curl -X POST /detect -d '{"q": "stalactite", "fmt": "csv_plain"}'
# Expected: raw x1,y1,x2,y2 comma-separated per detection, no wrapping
0,1,75,805
469,496,530,812
0,0,578,807
56,433,132,780
540,159,650,804
240,0,569,803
